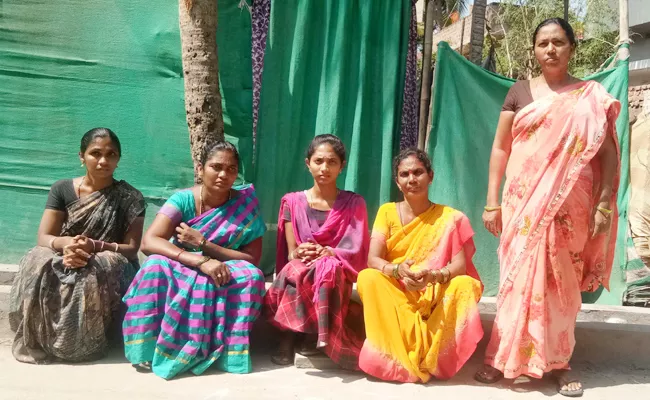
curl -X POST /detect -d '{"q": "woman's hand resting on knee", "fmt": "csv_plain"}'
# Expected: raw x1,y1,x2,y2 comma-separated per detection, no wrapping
200,259,232,287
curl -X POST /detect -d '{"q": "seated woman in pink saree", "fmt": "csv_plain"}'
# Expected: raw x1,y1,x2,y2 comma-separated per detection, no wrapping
264,135,369,368
475,19,621,397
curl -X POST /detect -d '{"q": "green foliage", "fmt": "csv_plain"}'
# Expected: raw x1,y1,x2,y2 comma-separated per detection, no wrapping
491,0,619,79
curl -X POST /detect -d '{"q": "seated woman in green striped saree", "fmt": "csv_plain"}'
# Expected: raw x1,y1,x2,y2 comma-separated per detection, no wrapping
122,142,267,380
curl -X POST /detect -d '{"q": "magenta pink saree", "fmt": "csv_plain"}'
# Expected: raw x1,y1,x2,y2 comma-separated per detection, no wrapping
264,190,369,369
485,80,621,378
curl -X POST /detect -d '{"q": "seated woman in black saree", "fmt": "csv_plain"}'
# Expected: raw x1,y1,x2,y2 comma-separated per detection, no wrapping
9,128,146,363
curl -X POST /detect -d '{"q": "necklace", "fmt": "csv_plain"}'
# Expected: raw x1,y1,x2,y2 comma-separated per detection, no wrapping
306,188,339,210
199,186,232,215
76,176,85,198
397,200,434,234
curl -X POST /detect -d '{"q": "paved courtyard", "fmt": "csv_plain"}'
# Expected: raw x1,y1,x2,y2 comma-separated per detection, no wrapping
0,310,649,400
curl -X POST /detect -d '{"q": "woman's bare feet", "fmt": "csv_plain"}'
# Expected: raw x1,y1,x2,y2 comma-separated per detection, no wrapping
474,364,504,384
553,370,584,397
270,331,295,366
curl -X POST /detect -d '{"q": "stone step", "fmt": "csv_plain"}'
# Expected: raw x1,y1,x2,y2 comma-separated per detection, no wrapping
0,285,10,312
0,264,17,286
5,261,650,328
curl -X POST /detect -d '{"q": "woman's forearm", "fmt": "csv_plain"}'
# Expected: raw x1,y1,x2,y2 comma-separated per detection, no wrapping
486,147,510,206
446,258,467,279
597,136,617,208
368,255,391,272
202,242,255,264
112,242,139,259
37,234,74,252
141,236,203,267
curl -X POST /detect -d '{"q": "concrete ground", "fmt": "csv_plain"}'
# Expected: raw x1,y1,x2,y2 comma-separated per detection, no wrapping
1,311,650,400
3,263,650,399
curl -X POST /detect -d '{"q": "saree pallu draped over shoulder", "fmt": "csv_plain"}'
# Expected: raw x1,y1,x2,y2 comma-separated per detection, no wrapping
122,185,266,380
264,190,369,369
9,180,145,364
357,203,483,383
485,80,621,379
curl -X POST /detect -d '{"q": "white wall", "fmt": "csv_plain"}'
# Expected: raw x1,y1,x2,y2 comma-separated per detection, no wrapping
631,36,650,62
630,0,650,29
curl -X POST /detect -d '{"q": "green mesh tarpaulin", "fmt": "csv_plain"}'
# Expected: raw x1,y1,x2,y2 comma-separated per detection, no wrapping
428,42,630,305
0,0,253,263
254,0,411,273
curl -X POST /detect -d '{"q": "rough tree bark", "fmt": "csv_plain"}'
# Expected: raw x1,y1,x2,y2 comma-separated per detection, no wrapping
417,0,439,150
469,0,487,65
179,0,224,181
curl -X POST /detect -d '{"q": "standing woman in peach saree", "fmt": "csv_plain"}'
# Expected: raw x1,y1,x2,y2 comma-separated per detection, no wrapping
474,18,621,397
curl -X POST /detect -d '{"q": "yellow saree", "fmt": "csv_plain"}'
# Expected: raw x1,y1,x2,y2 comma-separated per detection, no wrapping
357,203,483,383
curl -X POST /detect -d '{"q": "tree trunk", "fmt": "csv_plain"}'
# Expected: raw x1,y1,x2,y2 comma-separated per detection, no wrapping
179,0,224,181
469,0,487,65
417,0,438,150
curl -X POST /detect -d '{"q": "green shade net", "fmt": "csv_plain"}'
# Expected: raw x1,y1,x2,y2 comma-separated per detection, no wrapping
254,0,411,274
0,0,254,263
428,42,631,305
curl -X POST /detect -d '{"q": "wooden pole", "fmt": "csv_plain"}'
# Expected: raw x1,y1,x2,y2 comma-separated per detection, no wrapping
425,70,435,153
459,18,466,56
618,0,630,60
564,0,569,21
417,0,436,150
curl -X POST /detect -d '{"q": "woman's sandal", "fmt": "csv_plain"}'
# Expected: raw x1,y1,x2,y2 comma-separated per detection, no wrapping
133,362,152,372
297,345,321,357
270,349,294,366
474,365,504,384
297,336,321,357
554,370,584,397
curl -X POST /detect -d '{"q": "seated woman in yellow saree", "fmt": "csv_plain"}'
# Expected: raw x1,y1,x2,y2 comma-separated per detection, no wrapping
357,148,484,383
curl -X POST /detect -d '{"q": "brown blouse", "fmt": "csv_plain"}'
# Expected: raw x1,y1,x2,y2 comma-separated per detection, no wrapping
502,80,534,115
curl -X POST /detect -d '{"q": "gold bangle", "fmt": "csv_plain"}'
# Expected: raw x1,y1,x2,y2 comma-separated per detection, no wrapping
381,262,392,275
441,267,451,284
199,237,207,249
392,264,401,279
196,255,211,269
484,205,501,212
429,269,439,284
597,206,613,216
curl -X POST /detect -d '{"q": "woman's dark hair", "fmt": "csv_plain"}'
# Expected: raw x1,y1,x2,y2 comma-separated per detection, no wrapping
306,134,346,163
533,18,577,47
201,141,240,166
80,128,121,155
392,148,433,179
